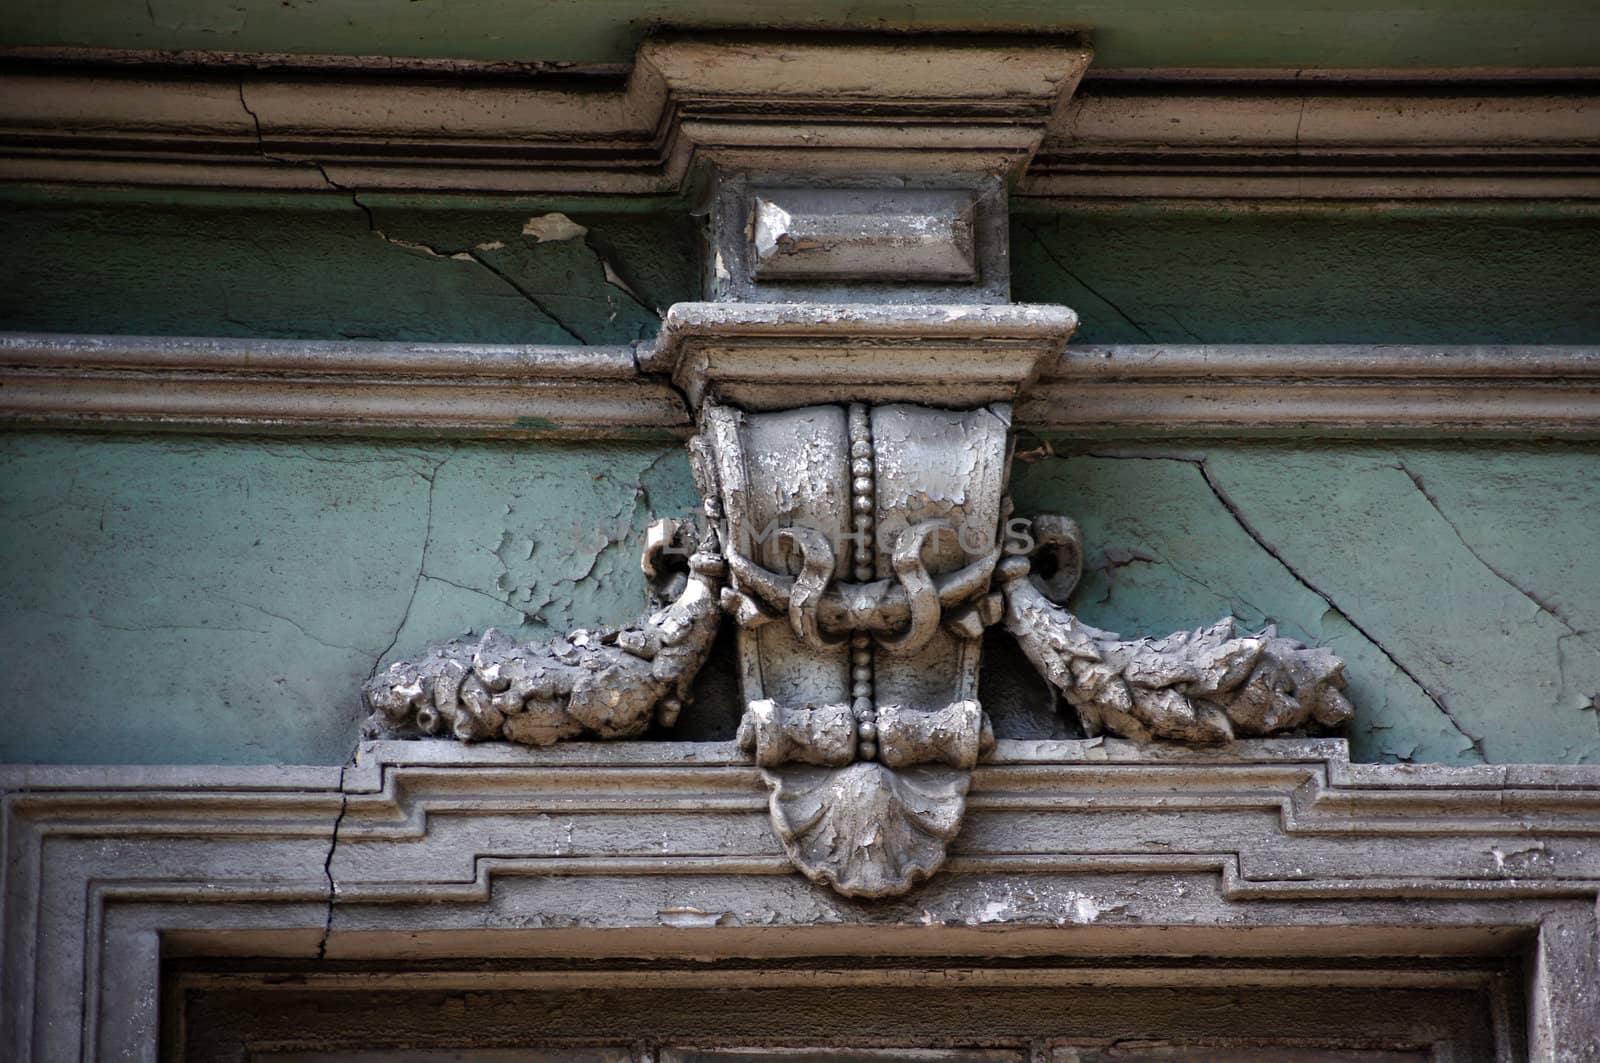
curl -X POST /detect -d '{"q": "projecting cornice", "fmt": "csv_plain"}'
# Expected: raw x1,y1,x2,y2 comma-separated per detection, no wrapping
2,40,1596,199
1034,69,1600,200
0,35,1090,195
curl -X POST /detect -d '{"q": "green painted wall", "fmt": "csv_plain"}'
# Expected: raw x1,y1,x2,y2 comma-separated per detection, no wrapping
1011,443,1600,767
5,192,1598,346
0,189,699,344
4,1,1598,69
1013,205,1600,345
2,433,1595,767
0,434,702,764
2,189,1597,767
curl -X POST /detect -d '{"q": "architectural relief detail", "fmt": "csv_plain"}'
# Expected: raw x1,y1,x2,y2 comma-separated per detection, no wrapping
363,519,725,745
357,49,1354,899
702,398,1011,894
997,523,1354,744
363,390,1355,895
763,762,970,898
12,738,1600,1059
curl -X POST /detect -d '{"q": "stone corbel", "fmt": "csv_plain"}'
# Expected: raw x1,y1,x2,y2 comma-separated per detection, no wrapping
361,33,1354,899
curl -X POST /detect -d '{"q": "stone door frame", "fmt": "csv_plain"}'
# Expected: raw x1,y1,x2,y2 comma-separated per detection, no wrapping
5,738,1599,1060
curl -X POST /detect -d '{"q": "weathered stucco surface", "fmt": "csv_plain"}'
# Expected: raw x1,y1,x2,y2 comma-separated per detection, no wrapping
2,192,1596,766
0,434,700,764
1013,205,1600,345
5,194,1599,347
0,189,696,344
1010,443,1600,766
1,432,1594,767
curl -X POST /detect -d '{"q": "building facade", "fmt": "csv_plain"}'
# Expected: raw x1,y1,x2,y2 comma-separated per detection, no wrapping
2,5,1599,1059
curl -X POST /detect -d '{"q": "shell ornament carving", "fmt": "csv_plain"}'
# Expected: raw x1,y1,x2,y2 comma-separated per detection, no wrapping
762,762,970,896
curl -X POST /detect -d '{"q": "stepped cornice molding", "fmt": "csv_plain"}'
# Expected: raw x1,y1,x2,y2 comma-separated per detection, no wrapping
1,41,1596,199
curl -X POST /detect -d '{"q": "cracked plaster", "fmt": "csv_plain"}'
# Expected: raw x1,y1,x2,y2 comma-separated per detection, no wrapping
3,192,1597,768
1012,206,1600,345
1011,443,1600,766
0,187,697,345
2,431,1596,768
0,433,698,764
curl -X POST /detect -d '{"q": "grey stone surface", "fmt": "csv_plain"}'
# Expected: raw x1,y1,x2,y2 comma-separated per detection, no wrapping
3,32,1596,1062
708,175,1011,304
4,738,1600,1059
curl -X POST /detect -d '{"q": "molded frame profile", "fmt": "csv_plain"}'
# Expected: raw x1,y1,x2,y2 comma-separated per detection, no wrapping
3,738,1599,1059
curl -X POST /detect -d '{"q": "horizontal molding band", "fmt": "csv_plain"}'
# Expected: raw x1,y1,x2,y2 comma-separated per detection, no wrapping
1031,75,1600,200
0,332,690,438
1023,344,1600,436
5,333,1598,439
0,44,1594,200
0,35,1089,196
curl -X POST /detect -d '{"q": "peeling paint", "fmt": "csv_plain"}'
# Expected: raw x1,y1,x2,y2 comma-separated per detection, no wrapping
522,212,589,242
0,434,697,765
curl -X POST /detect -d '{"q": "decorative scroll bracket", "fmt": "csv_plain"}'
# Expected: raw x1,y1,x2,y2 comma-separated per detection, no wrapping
361,35,1353,898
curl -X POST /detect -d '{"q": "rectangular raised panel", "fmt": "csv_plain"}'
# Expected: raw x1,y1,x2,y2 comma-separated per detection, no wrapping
750,189,978,283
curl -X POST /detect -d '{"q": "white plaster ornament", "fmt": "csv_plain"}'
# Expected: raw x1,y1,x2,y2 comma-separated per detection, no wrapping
364,393,1352,897
362,167,1350,900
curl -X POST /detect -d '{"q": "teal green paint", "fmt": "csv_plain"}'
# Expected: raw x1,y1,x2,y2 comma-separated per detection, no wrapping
4,1,1599,68
0,191,697,343
3,188,1597,767
0,433,698,765
6,193,1600,345
2,431,1595,767
1013,206,1600,345
1010,442,1600,766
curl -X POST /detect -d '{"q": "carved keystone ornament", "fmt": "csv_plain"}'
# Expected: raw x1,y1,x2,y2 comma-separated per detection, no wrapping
362,79,1354,896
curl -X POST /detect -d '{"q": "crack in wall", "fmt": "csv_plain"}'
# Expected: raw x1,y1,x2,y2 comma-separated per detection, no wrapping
316,756,352,962
222,597,375,655
584,233,660,319
1557,630,1600,721
420,571,516,612
461,249,589,343
238,81,375,229
1393,459,1583,633
1022,220,1156,341
1084,450,1489,761
368,456,447,681
1292,69,1308,203
240,83,629,343
516,451,678,630
1142,548,1274,625
348,221,592,342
